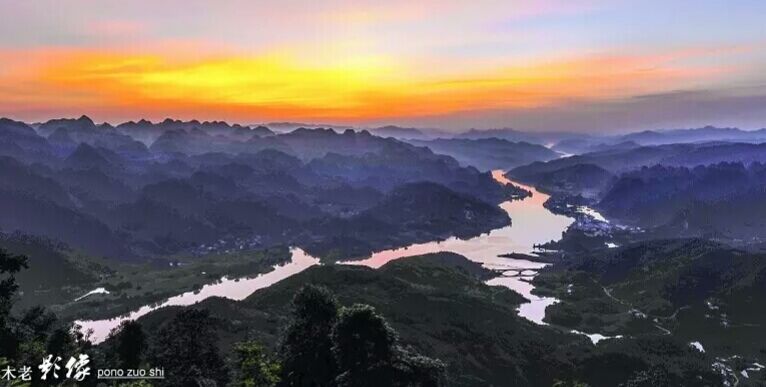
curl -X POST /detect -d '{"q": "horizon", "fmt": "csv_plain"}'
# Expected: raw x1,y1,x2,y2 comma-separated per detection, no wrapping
2,1,766,132
5,113,766,136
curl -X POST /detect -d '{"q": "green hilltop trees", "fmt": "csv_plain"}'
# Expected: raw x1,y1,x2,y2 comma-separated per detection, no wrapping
277,285,445,387
0,247,28,359
232,341,281,387
278,285,339,386
106,320,147,370
150,309,230,387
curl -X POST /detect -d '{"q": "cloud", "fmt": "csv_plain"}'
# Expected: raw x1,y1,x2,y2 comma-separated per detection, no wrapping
0,42,747,127
388,88,766,132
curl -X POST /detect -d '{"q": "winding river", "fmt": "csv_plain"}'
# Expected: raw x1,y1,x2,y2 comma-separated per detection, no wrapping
78,170,575,343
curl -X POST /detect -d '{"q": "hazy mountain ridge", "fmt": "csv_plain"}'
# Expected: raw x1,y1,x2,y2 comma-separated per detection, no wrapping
406,138,560,171
598,162,766,241
554,126,766,154
0,116,519,260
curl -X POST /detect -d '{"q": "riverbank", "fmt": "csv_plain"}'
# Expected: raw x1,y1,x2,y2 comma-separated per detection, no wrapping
77,170,577,343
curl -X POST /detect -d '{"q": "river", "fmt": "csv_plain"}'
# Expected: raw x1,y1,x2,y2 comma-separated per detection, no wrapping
78,170,575,343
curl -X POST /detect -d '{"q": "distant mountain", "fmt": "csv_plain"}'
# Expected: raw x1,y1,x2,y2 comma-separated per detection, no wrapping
509,144,694,186
65,143,112,169
36,116,151,161
516,163,614,199
115,118,274,145
261,122,354,133
0,156,73,206
273,128,394,160
659,142,766,166
0,117,38,138
551,126,766,155
363,181,509,236
620,126,766,146
48,127,78,154
552,138,640,155
0,116,519,260
454,128,582,146
408,138,560,171
598,162,766,241
0,118,55,162
305,182,511,258
369,125,426,139
509,141,766,198
0,187,133,259
250,125,275,137
37,115,96,136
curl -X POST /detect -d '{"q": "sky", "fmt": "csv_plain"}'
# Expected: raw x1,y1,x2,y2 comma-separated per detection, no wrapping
1,0,766,133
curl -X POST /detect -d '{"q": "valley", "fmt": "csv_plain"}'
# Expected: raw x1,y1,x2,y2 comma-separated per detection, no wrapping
2,117,766,386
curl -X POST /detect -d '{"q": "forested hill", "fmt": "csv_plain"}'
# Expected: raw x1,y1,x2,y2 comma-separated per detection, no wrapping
0,117,524,261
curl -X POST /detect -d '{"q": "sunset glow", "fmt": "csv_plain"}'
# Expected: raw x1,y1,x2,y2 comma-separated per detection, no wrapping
2,0,766,131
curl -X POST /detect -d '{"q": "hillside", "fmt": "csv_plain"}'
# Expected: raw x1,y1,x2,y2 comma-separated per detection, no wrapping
598,163,766,242
0,117,517,260
134,253,720,387
539,239,766,360
408,138,559,171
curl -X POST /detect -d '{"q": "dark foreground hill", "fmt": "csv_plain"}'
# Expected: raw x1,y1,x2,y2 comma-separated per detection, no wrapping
537,239,766,383
136,253,720,387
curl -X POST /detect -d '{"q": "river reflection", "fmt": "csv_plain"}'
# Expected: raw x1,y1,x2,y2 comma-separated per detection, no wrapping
77,248,320,343
346,170,575,324
79,170,574,343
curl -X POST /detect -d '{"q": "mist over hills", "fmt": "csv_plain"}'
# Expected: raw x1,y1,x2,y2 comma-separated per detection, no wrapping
0,116,525,261
6,115,766,257
508,140,766,245
599,162,766,241
553,126,766,154
406,138,560,171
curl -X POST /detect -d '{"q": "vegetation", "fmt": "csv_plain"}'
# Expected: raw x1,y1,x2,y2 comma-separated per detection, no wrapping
106,320,147,369
0,247,95,385
1,117,515,262
150,309,230,387
123,253,723,386
232,341,281,387
5,119,766,386
278,285,338,386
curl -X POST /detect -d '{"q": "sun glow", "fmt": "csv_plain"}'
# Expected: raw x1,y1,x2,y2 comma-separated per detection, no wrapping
0,46,735,123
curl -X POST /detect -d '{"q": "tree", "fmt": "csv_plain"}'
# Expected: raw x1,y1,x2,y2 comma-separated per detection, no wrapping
0,248,27,315
622,366,672,387
393,349,445,387
14,306,57,365
150,309,229,387
0,248,27,359
278,285,339,387
553,381,591,387
332,304,396,386
332,304,444,387
107,320,147,369
233,341,281,387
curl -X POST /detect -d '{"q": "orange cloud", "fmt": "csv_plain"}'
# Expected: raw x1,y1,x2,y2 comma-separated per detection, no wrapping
0,46,737,123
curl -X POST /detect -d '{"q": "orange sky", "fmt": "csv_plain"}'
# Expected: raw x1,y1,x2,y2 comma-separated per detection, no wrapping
0,47,737,124
1,1,765,131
